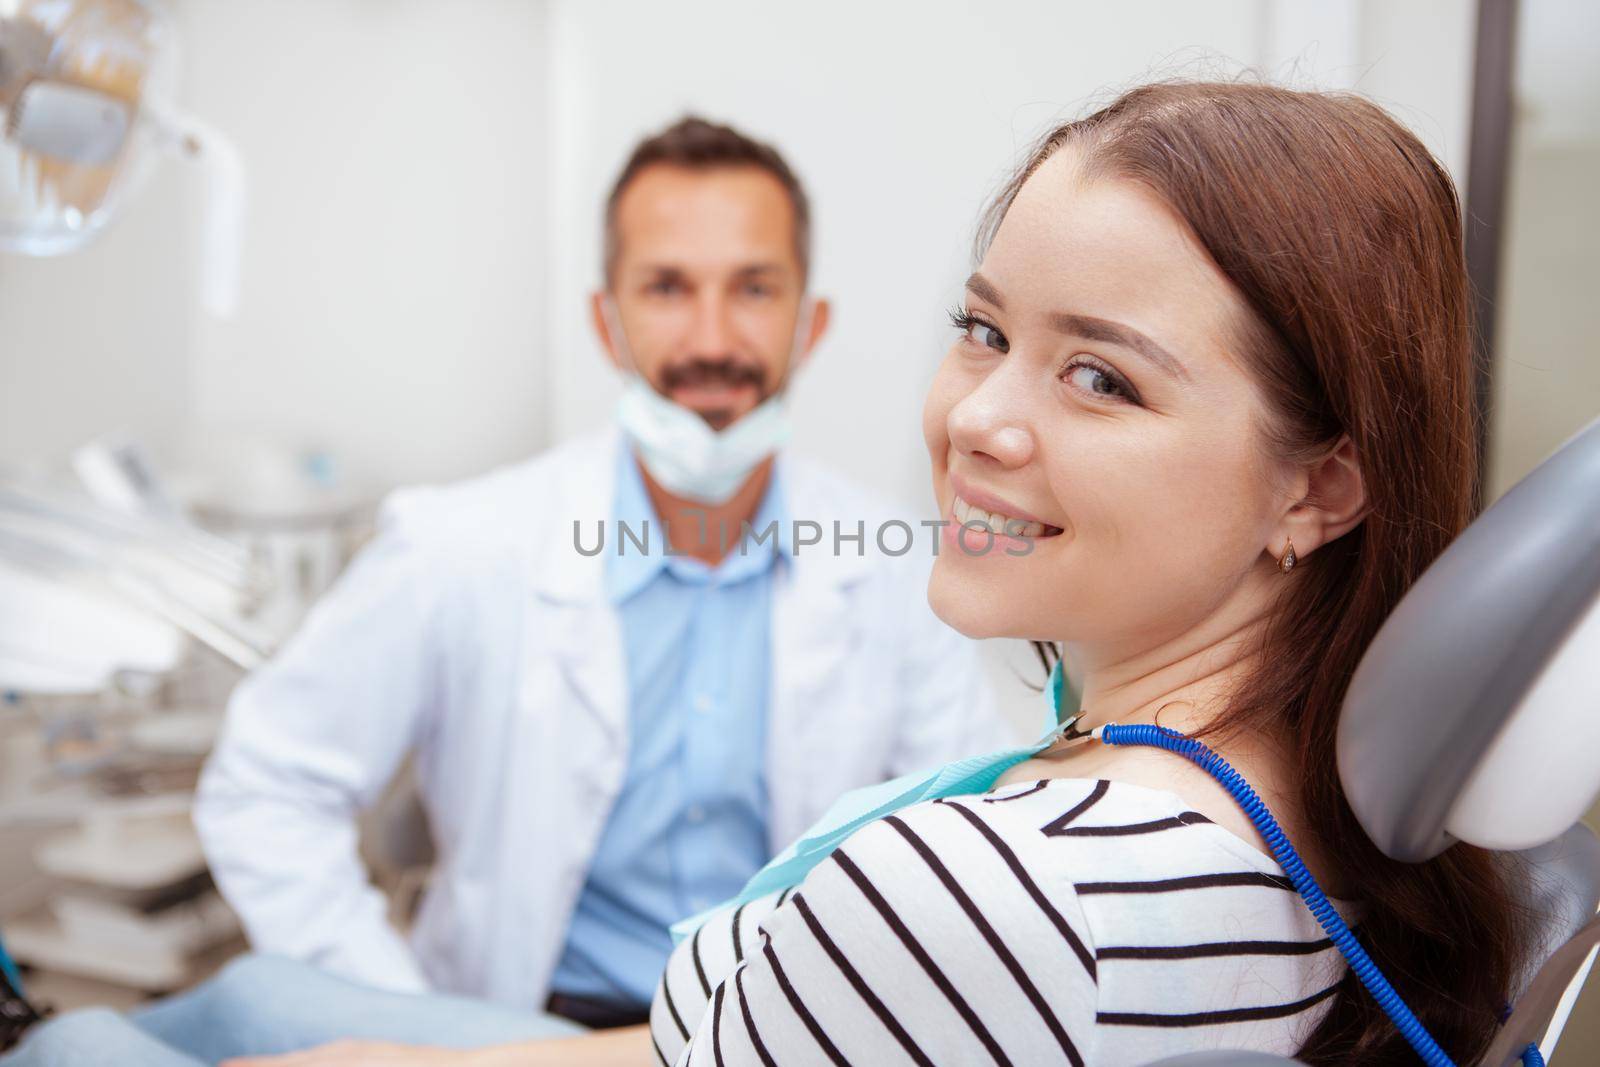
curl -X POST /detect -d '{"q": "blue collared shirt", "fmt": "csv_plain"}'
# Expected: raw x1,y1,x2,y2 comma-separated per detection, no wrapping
549,445,789,1007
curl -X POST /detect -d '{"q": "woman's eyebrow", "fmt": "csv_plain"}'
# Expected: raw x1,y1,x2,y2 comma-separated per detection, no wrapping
966,271,1189,381
964,272,1005,309
1051,312,1191,382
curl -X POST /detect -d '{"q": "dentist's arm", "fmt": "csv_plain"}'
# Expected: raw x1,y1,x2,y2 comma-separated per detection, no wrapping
194,494,446,993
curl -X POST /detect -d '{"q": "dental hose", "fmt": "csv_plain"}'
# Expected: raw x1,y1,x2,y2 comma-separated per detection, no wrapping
1097,722,1544,1067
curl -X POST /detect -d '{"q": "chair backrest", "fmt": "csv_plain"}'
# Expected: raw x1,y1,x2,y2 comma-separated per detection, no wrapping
1483,914,1600,1066
1515,825,1600,987
1337,416,1600,863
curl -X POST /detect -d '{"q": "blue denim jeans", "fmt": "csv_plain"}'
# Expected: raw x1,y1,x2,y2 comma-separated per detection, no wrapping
1,955,584,1067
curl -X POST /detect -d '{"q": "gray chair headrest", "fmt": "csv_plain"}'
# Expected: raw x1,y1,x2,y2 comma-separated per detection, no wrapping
1338,417,1600,862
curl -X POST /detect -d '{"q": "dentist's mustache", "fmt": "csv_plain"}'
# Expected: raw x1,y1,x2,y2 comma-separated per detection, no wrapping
658,357,769,395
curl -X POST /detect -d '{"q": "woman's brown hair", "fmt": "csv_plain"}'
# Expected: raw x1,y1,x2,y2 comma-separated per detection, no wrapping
988,82,1531,1064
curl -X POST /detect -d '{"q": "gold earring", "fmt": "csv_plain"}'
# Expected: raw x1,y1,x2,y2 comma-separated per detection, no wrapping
1278,539,1297,574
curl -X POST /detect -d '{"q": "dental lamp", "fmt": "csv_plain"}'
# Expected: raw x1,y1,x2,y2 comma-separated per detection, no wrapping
0,0,242,313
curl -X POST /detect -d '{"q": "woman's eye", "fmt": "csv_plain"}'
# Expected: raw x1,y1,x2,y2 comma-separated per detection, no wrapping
972,321,1009,352
949,310,1010,353
1064,361,1135,402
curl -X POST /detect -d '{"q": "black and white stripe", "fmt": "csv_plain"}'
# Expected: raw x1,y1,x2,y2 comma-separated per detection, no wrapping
655,778,1353,1065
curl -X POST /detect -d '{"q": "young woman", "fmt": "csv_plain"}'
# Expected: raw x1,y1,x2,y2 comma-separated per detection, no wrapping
7,80,1531,1067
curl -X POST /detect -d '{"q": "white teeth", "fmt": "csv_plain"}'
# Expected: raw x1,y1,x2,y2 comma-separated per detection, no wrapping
953,495,1046,538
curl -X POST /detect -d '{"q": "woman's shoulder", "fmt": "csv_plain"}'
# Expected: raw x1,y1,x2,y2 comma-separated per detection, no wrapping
930,777,1350,1051
888,777,1352,963
933,776,1329,910
920,775,1278,871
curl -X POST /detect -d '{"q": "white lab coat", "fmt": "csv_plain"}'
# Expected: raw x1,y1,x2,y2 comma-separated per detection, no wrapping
194,428,1009,1009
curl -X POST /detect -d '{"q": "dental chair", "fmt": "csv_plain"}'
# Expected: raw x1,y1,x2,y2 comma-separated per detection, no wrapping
1149,416,1600,1065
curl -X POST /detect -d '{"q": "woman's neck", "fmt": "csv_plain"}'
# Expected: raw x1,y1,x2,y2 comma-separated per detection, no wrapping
1065,574,1281,737
1017,571,1343,886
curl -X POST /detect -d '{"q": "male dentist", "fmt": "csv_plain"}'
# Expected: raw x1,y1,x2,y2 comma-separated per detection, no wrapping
194,117,1005,1028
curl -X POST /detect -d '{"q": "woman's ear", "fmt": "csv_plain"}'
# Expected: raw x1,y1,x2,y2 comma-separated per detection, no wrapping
1277,436,1369,559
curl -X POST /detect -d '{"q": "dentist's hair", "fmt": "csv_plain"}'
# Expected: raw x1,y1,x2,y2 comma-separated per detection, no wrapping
987,83,1528,1065
602,115,812,286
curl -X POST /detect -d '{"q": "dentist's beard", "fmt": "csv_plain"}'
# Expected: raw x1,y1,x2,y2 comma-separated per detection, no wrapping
658,357,774,430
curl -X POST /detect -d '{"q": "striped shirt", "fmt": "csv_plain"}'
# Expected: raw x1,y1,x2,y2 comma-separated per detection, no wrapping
649,777,1354,1066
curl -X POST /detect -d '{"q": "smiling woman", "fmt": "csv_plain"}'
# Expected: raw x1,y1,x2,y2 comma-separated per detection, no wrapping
656,80,1528,1067
913,81,1526,1065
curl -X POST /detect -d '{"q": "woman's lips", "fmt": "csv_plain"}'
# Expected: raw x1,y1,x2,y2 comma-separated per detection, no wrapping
943,496,1063,556
947,473,1060,532
951,494,1062,538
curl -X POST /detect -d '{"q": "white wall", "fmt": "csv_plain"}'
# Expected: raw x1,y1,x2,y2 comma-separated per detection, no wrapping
0,145,196,471
1355,0,1477,182
0,0,551,492
179,0,551,490
1487,0,1600,499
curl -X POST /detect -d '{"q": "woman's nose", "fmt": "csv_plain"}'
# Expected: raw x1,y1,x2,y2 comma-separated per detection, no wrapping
947,378,1035,468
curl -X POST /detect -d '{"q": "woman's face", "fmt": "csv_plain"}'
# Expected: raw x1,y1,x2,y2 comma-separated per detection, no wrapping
924,150,1295,656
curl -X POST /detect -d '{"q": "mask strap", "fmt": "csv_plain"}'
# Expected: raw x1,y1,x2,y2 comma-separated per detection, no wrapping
600,295,647,380
770,295,818,397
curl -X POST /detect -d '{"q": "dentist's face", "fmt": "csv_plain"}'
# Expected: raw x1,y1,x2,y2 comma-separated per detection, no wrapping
595,163,817,431
923,150,1293,652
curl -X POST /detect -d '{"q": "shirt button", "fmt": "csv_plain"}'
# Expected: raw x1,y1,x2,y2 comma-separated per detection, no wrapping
686,805,706,824
692,695,713,713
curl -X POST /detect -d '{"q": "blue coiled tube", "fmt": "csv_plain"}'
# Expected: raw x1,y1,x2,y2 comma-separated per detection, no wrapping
1099,722,1543,1067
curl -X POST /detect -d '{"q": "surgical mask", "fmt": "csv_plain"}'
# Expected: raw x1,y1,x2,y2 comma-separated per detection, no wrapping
606,296,814,505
